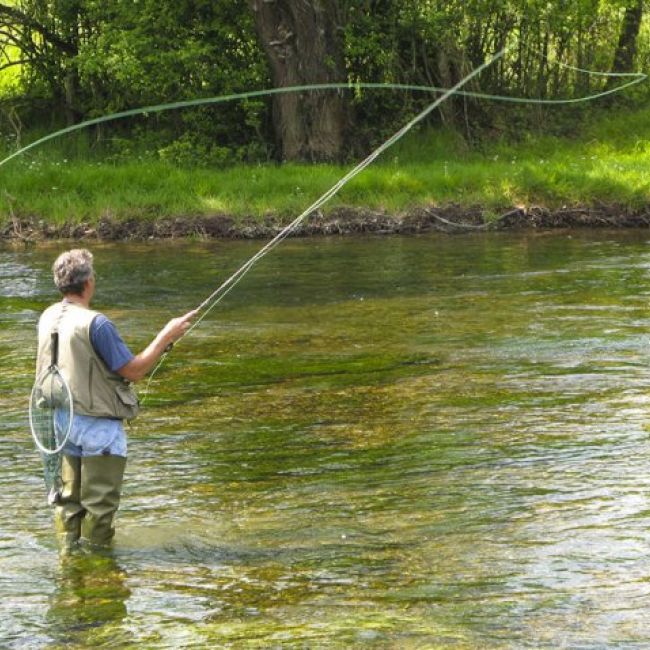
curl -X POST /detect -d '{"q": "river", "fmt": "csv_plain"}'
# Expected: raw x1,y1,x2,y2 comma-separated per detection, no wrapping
2,231,650,648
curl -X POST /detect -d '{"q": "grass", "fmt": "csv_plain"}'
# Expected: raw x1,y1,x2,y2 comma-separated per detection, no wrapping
3,104,650,228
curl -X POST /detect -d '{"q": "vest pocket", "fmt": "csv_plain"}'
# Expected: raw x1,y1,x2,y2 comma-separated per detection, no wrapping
114,382,140,418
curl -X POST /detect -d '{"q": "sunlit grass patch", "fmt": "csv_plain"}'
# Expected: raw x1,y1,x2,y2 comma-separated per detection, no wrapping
4,103,650,228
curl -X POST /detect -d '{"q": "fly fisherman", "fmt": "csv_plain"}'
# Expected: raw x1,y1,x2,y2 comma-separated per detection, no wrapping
35,248,196,550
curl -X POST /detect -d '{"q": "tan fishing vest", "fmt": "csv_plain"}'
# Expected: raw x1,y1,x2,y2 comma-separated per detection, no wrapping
36,301,139,420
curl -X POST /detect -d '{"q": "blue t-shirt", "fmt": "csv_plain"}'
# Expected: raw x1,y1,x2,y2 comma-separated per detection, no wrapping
89,314,134,372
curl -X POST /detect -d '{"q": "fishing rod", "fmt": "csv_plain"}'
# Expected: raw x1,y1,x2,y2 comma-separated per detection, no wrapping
142,47,648,394
141,46,512,394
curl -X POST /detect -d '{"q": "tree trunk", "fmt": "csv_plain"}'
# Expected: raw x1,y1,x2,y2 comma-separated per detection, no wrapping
64,68,82,125
251,0,347,162
436,49,457,127
60,0,82,125
607,0,643,85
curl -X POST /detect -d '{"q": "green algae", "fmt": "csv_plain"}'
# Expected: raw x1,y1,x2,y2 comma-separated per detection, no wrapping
3,231,650,648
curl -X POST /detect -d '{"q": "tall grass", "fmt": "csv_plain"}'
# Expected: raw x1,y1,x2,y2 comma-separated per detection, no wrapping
3,104,650,228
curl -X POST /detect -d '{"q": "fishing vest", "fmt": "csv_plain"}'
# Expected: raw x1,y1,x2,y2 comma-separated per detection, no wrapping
36,301,139,420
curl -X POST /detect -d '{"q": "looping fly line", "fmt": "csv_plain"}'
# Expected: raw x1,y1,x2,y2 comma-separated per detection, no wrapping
0,67,645,171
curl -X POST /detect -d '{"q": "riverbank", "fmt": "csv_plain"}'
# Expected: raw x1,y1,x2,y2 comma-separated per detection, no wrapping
4,202,650,242
3,104,650,241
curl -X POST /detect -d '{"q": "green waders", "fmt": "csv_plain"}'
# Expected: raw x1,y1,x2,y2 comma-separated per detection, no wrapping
54,455,84,549
80,455,127,546
54,454,126,550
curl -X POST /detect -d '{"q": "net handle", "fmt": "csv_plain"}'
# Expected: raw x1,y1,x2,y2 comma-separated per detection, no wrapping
50,331,58,368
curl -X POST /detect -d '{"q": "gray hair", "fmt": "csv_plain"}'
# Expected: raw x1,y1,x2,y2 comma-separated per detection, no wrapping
52,248,94,295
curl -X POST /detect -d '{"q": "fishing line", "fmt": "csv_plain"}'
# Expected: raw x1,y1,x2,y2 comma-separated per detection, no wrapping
142,46,512,397
0,71,645,170
172,61,646,332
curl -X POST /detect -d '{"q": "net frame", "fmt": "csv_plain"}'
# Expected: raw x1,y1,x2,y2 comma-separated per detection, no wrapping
28,366,73,455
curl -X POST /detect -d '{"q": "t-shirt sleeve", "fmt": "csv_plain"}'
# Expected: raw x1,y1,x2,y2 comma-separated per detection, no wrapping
89,314,135,373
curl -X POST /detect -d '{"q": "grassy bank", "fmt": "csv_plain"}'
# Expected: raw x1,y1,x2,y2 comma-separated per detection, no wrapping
3,104,650,234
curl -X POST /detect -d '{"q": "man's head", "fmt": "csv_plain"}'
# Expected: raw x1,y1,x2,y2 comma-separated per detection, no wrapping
52,249,95,296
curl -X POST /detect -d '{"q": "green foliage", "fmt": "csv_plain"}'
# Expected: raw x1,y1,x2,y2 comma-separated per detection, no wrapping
157,133,232,168
1,0,650,159
0,0,271,159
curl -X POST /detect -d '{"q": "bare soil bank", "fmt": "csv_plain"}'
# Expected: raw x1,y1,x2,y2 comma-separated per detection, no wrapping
4,204,650,241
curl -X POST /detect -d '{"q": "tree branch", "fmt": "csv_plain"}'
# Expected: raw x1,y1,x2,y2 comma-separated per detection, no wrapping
0,3,77,55
0,58,28,72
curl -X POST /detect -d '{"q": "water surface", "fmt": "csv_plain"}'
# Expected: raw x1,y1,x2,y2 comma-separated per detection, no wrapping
2,231,650,648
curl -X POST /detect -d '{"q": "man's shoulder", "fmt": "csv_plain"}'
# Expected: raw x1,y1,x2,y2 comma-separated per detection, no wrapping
88,310,133,371
90,313,122,341
90,312,110,329
40,301,62,319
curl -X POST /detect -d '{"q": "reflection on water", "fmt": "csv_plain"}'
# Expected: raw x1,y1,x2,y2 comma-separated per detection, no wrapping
47,553,130,647
2,231,650,647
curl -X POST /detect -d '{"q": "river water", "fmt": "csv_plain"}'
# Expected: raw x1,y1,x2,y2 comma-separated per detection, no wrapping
2,231,650,648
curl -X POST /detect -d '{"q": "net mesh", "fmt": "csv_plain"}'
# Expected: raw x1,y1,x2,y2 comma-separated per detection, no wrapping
29,369,73,503
42,451,63,503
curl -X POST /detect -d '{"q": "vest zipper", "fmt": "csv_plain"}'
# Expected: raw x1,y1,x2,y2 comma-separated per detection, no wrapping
88,359,94,410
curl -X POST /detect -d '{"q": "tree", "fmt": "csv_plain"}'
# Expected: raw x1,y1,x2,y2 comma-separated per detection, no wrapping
0,0,83,125
250,0,348,162
609,0,644,76
2,0,650,160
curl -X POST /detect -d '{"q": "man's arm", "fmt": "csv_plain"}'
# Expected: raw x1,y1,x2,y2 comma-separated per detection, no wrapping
116,310,198,383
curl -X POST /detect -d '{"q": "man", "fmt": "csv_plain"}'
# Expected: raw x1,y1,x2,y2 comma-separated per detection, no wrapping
35,248,196,549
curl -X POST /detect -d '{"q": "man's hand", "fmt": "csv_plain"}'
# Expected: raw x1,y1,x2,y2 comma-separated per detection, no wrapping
159,309,199,348
117,309,199,383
